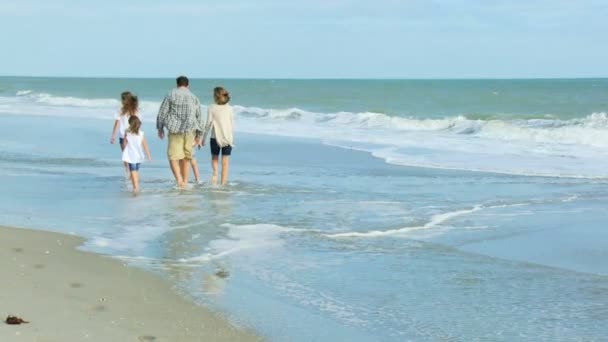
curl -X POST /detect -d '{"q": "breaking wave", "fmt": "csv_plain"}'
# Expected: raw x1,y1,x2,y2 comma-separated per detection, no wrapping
2,91,607,178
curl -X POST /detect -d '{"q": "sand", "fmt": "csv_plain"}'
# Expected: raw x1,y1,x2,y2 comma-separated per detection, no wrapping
0,226,263,342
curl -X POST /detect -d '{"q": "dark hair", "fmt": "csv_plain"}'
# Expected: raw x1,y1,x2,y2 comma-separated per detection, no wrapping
128,115,141,135
121,94,138,116
176,76,189,87
120,91,132,102
213,86,230,105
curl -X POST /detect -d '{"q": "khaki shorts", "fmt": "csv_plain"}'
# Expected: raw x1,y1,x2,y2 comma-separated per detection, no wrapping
167,133,195,160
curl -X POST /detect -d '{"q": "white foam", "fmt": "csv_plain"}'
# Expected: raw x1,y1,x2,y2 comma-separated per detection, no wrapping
324,202,533,239
16,90,32,96
234,106,608,178
32,93,120,107
179,223,303,263
0,92,159,122
2,91,608,178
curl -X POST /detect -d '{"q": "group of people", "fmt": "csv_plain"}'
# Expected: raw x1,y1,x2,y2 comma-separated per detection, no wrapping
110,76,235,193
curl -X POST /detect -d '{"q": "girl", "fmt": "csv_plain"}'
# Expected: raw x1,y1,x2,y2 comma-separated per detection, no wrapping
122,116,152,193
202,87,234,185
110,92,141,176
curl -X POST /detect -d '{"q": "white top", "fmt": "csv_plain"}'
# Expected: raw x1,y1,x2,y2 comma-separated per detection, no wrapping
122,130,146,164
202,104,234,147
114,110,142,138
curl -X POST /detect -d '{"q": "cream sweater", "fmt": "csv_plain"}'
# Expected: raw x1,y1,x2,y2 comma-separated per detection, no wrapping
202,104,234,147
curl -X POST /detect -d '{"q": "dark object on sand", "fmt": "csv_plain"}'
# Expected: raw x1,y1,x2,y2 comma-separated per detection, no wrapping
5,315,29,325
215,269,230,279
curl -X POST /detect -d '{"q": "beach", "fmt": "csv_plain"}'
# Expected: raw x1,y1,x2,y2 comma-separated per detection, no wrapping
0,77,607,341
0,226,261,342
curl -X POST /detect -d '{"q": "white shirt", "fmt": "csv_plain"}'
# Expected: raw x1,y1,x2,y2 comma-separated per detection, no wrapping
203,104,234,147
114,110,143,138
122,130,146,164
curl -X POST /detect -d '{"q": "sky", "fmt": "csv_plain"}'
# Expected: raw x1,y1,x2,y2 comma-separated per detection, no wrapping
0,0,606,79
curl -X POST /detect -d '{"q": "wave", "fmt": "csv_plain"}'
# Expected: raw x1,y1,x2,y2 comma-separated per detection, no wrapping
233,105,608,148
232,105,608,178
325,195,585,239
178,223,310,263
16,90,32,96
324,203,521,239
5,90,608,147
2,91,608,178
325,205,486,238
1,91,159,120
32,92,120,107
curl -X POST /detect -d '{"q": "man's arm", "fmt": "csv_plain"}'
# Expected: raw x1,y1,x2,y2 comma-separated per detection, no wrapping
194,98,204,142
200,106,213,146
156,96,170,138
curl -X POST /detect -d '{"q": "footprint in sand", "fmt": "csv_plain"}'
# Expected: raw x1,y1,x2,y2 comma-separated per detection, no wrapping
138,336,157,341
93,305,107,312
69,282,83,288
33,264,45,269
12,247,23,253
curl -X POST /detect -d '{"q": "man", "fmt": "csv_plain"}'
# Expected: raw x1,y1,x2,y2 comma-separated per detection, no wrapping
156,76,203,189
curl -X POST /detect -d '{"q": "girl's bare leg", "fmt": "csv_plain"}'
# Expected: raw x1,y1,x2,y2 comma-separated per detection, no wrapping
130,170,140,193
120,142,129,178
221,156,230,185
123,162,130,178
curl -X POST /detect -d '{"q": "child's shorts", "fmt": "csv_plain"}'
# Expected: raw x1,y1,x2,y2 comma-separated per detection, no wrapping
128,163,140,171
119,138,125,147
210,138,232,156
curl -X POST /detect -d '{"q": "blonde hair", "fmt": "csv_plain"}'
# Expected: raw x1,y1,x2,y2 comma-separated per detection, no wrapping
213,87,230,105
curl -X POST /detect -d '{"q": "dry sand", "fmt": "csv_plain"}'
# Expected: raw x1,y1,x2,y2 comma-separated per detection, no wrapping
0,226,263,342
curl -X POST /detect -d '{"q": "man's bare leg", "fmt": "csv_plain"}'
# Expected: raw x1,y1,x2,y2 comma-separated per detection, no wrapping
180,159,190,187
169,160,184,189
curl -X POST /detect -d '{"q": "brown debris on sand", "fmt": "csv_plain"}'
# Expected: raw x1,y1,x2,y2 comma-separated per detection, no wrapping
215,269,230,279
5,315,29,325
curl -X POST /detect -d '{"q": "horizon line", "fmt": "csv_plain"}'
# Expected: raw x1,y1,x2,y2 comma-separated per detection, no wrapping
1,74,607,81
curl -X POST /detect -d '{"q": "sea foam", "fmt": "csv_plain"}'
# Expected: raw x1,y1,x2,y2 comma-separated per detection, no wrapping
2,91,607,178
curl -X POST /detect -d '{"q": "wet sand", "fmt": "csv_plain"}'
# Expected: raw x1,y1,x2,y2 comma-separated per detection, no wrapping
0,226,262,342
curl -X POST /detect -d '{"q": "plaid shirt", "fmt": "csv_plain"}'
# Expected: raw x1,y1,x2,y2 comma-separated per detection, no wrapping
156,87,203,137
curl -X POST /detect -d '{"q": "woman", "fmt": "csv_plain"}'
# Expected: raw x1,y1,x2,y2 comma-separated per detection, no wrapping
202,87,234,185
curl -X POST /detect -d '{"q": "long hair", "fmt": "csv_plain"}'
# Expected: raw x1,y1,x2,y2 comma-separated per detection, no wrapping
127,115,141,135
121,91,132,102
213,87,230,105
121,93,139,116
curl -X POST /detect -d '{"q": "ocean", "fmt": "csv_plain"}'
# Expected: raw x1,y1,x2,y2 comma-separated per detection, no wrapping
1,77,607,341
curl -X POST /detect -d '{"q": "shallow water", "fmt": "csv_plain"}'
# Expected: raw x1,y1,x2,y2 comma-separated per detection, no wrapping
1,77,607,341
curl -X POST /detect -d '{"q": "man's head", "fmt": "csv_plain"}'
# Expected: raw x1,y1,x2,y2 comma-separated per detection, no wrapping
176,76,189,88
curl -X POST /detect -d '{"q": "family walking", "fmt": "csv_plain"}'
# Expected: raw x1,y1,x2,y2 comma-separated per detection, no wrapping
110,76,235,192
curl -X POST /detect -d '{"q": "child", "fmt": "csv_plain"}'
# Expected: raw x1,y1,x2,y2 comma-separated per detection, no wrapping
110,92,141,176
122,116,152,193
202,87,234,185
